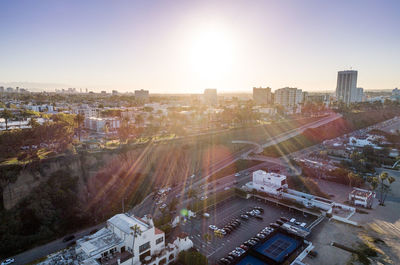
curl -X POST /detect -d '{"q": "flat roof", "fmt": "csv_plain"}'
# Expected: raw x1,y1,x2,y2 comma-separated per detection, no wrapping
108,214,150,234
80,228,122,256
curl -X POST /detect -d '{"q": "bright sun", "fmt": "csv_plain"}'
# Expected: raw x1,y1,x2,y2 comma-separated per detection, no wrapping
188,27,235,81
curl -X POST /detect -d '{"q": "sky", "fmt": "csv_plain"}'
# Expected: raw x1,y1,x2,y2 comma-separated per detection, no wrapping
0,0,399,93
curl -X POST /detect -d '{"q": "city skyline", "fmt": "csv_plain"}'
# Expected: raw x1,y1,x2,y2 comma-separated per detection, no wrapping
1,0,400,93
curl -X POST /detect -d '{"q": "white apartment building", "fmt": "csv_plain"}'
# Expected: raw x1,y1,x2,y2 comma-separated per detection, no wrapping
76,213,193,265
73,105,98,117
247,170,288,195
274,87,303,112
348,188,374,208
85,117,120,133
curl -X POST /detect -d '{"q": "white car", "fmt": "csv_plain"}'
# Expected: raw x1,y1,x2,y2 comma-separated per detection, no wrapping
159,203,167,209
200,196,208,201
234,173,240,177
1,259,15,265
209,225,218,231
224,186,230,191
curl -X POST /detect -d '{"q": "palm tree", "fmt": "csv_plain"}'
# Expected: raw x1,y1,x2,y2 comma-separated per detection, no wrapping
381,175,396,205
130,224,142,265
376,172,396,205
74,113,85,141
1,109,14,131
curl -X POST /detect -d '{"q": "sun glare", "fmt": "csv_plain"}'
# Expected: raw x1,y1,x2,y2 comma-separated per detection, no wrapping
188,27,235,81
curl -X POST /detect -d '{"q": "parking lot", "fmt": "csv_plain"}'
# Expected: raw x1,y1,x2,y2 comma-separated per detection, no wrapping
180,196,317,264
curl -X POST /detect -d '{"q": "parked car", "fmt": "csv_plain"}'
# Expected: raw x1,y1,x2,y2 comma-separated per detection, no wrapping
276,220,284,225
255,215,263,220
256,233,266,239
235,247,245,255
270,223,280,229
240,214,249,220
209,225,218,231
254,206,264,212
62,235,75,242
280,217,289,222
240,245,249,250
224,227,232,233
225,256,235,262
219,258,230,265
1,259,15,265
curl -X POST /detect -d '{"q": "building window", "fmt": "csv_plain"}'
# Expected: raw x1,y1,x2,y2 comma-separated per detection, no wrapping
156,237,164,244
139,242,150,253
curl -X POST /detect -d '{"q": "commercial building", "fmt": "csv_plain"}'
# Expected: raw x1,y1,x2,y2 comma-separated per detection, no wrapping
251,170,288,195
336,70,362,105
203,88,218,105
76,213,193,265
135,89,150,102
274,87,303,112
348,188,374,208
253,87,272,105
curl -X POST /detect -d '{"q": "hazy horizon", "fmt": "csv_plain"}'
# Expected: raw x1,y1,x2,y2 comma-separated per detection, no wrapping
1,0,399,93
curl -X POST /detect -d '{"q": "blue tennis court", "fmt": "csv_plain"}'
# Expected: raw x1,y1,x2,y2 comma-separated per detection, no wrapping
255,233,299,262
237,255,268,265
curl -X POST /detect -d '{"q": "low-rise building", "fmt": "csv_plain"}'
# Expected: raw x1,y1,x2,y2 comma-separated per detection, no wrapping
76,213,193,265
249,170,288,195
85,117,120,133
348,188,374,208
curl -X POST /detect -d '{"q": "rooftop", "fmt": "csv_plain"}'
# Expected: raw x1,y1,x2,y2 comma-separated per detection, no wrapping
80,228,123,256
108,214,150,234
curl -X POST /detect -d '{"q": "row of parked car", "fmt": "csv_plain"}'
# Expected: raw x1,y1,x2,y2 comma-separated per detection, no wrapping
240,206,264,220
218,225,275,265
209,218,242,237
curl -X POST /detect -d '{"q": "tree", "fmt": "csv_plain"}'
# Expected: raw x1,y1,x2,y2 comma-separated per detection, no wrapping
130,224,142,265
168,197,179,212
187,188,198,199
376,172,396,205
178,250,208,265
1,109,14,131
28,117,40,128
74,114,85,141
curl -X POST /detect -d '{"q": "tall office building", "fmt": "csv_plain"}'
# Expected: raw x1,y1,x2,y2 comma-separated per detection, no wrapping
253,87,272,105
204,88,218,105
135,89,150,102
274,87,303,109
336,70,358,105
